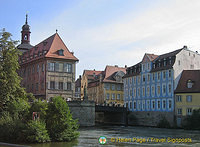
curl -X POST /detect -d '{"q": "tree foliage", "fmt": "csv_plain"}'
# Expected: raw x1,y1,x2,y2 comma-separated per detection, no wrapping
0,30,26,112
46,96,79,141
184,109,200,130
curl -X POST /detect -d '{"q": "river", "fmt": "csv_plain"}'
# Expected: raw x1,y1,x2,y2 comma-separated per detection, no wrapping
27,125,200,147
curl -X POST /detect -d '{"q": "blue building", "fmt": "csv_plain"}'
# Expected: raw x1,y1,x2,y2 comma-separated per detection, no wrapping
124,46,200,114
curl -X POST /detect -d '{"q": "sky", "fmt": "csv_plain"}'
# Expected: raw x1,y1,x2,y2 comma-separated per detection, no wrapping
1,0,200,79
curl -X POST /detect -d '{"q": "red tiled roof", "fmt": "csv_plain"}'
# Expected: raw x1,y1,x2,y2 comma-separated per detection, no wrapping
146,53,158,61
20,33,78,64
175,70,200,93
83,70,103,77
103,65,126,82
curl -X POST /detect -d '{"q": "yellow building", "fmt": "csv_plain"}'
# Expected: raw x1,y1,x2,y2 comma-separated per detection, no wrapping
174,70,200,127
87,65,126,106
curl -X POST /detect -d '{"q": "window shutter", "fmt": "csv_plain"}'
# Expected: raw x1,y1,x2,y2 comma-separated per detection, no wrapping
64,82,67,90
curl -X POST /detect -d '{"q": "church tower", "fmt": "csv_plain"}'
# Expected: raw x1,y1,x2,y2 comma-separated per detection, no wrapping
17,14,33,53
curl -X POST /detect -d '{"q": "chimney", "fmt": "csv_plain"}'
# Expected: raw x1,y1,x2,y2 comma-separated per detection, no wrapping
71,51,74,55
79,75,81,80
125,65,127,68
196,51,198,54
115,65,118,67
183,45,188,49
94,69,95,71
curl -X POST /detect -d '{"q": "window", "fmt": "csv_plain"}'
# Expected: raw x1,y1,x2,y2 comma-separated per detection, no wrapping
130,101,132,109
163,71,166,79
42,64,44,72
177,108,182,115
176,95,182,102
138,76,141,84
147,86,150,97
168,70,171,78
36,83,38,91
157,85,160,96
50,81,55,89
142,100,145,110
147,100,150,110
151,86,155,97
134,88,136,97
117,85,121,91
111,84,115,90
147,74,150,82
178,60,181,65
190,64,194,69
137,101,141,110
37,64,39,72
64,63,72,73
58,63,63,72
168,99,172,109
106,93,110,100
129,78,132,85
186,95,192,102
58,49,64,56
163,84,166,94
157,72,160,80
117,94,120,100
133,101,136,109
147,63,150,70
48,63,55,71
133,77,136,84
157,100,160,109
162,100,166,109
59,82,63,90
105,84,110,90
129,89,133,97
142,87,145,97
152,100,155,110
67,82,72,90
32,65,35,74
142,75,145,82
187,80,193,88
112,93,115,100
187,108,192,115
168,83,172,94
55,63,59,72
152,73,155,81
137,88,140,97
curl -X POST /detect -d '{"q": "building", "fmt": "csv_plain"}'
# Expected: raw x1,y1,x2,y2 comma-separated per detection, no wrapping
123,46,200,126
18,15,79,100
81,69,103,99
75,75,81,99
174,70,200,127
87,65,126,106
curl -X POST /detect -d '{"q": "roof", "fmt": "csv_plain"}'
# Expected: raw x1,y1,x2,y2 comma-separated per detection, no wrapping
146,54,159,61
75,77,81,88
20,33,78,64
175,70,200,93
154,48,182,61
103,65,126,83
83,70,103,77
17,43,33,50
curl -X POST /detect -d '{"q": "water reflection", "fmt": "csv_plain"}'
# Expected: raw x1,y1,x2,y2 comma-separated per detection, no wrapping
27,125,200,147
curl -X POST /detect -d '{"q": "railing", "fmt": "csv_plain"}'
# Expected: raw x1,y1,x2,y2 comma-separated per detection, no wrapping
95,105,127,112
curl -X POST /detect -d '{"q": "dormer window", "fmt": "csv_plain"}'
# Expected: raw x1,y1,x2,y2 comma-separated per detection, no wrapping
58,49,64,56
187,80,193,88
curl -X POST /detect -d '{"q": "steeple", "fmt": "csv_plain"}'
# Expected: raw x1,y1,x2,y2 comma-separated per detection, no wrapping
21,14,31,44
17,14,33,53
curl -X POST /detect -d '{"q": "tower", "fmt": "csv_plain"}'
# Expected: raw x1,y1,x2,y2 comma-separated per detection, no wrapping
17,14,33,53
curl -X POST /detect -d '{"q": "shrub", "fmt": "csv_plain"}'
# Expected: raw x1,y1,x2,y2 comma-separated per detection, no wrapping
26,120,50,143
46,96,79,141
184,108,200,130
157,117,171,128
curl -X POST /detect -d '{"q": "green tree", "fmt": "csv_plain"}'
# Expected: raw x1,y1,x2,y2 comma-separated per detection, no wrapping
46,96,79,141
29,99,48,121
0,29,26,112
184,108,200,130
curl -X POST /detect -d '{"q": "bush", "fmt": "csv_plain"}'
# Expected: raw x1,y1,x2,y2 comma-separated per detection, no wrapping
184,109,200,130
26,120,50,143
157,117,171,128
0,111,27,143
46,96,79,141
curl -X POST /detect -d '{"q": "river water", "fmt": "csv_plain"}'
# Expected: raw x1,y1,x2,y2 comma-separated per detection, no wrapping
27,125,200,147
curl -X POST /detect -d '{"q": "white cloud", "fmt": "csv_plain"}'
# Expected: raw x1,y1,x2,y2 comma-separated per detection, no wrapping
30,0,200,78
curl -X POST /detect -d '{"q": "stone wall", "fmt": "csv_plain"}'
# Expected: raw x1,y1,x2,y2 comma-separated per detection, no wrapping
67,100,95,126
128,111,175,127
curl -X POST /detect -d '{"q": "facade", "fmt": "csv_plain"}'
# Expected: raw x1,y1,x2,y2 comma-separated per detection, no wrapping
75,75,81,99
174,70,200,127
124,46,200,114
81,70,103,99
18,15,79,100
87,65,126,106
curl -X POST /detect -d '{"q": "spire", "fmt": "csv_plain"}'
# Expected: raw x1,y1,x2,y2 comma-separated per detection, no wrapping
25,13,28,24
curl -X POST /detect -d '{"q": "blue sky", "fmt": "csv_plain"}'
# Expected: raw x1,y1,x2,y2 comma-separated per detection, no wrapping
1,0,200,79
